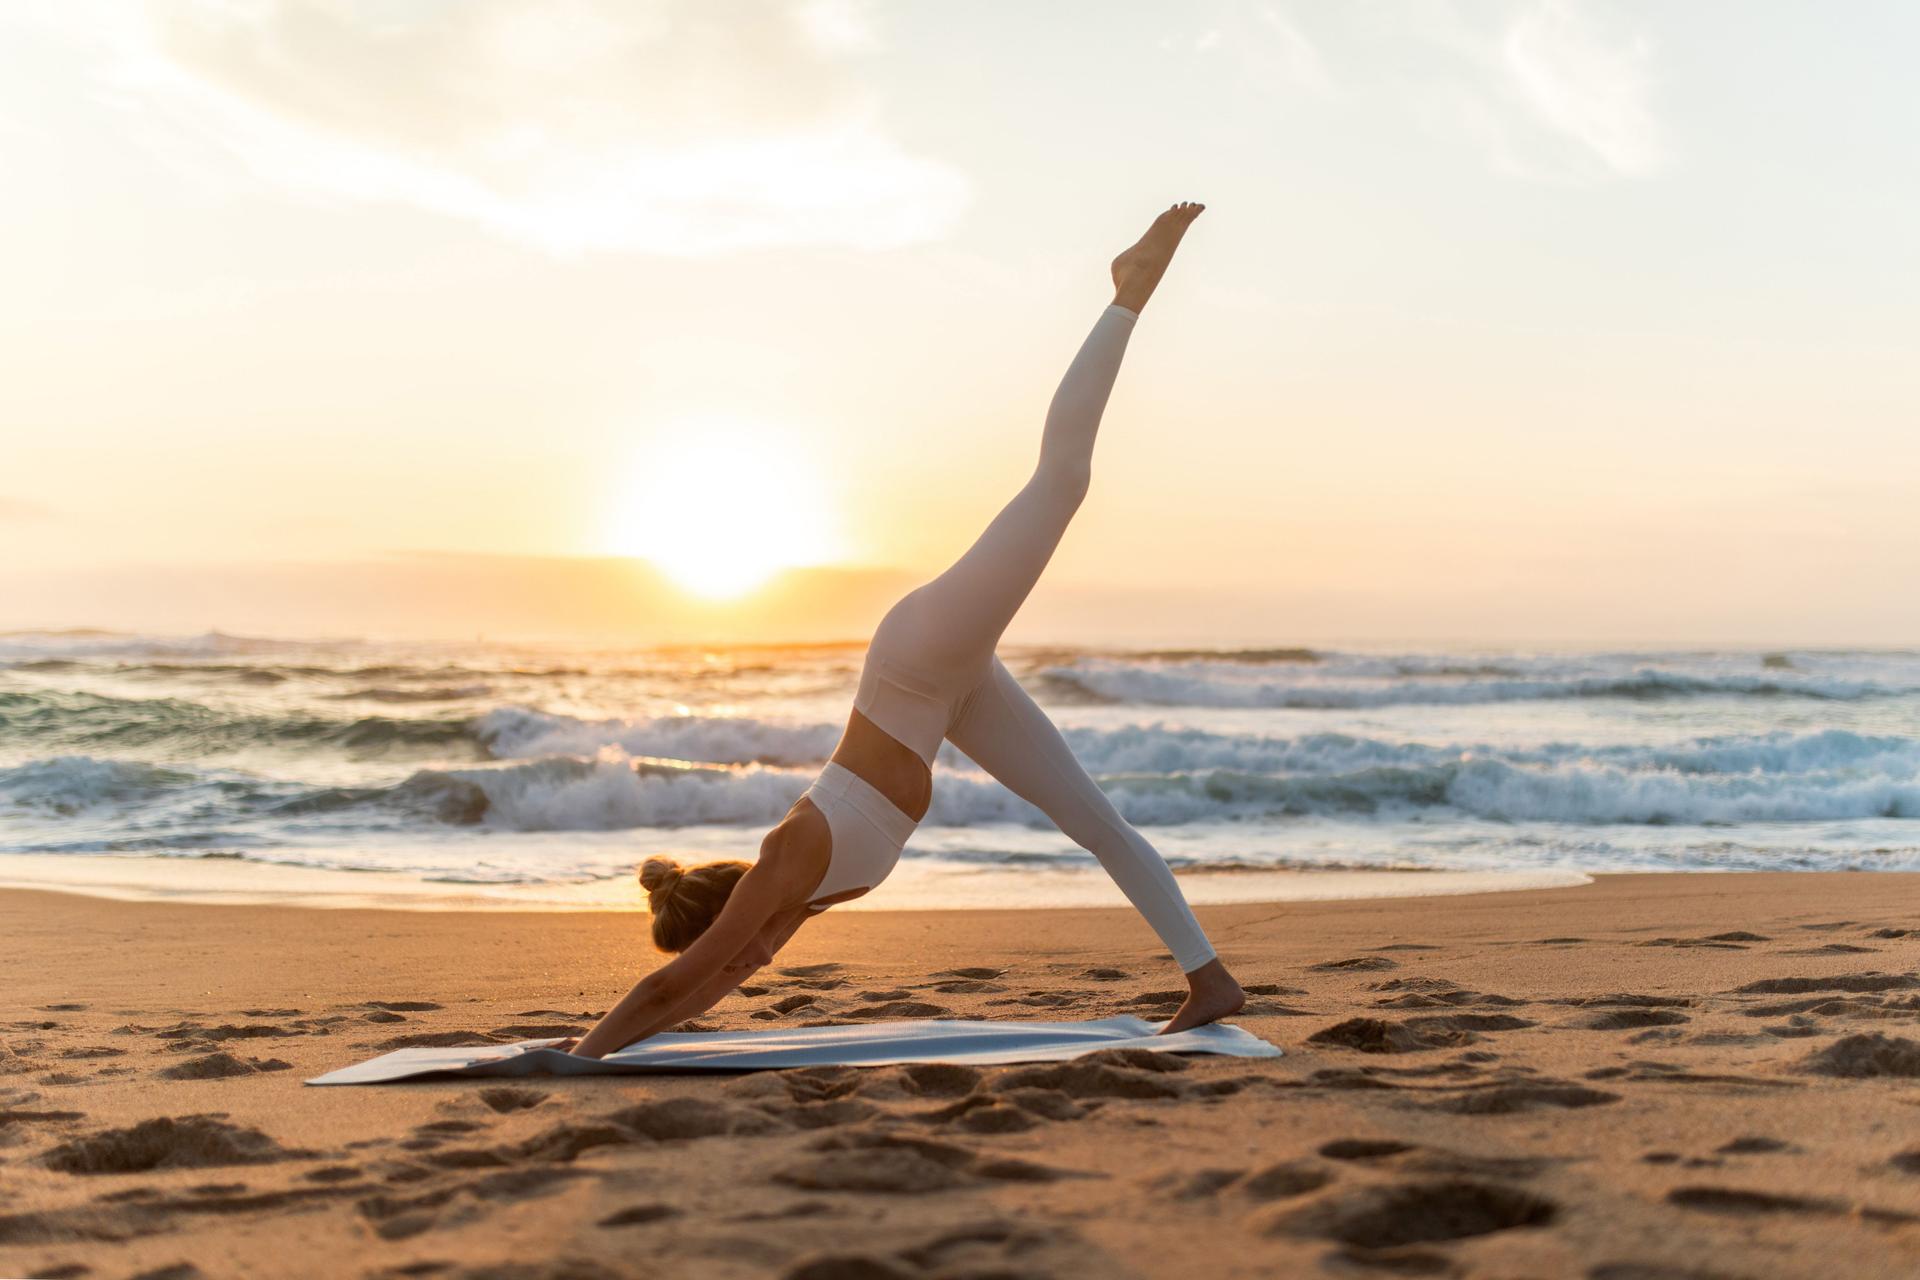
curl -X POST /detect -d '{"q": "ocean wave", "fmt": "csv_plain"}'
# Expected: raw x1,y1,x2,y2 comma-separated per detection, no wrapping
6,723,1920,843
325,685,494,703
0,689,480,759
1039,660,1914,708
298,753,1920,832
474,706,842,767
0,756,199,815
0,629,347,660
475,708,1920,784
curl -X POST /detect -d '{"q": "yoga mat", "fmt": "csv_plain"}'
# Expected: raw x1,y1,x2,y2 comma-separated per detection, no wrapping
307,1015,1281,1085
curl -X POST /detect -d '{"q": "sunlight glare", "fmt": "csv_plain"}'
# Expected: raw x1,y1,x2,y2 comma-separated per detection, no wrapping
604,420,844,599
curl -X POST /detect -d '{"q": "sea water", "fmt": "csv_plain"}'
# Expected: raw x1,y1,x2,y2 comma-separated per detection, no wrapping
2,630,1916,908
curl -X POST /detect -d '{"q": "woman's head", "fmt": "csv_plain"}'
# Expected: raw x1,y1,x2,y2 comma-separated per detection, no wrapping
639,856,749,952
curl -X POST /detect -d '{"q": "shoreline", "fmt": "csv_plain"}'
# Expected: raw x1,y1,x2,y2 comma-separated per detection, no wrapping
0,849,1592,913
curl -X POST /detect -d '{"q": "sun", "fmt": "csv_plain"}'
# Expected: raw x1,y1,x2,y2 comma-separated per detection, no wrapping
603,419,845,599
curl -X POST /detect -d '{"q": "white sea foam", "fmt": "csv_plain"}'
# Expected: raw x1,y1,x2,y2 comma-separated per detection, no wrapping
474,706,840,766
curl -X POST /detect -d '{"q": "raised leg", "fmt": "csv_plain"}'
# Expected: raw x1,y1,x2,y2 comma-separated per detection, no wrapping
945,660,1245,1031
886,203,1207,672
889,303,1136,671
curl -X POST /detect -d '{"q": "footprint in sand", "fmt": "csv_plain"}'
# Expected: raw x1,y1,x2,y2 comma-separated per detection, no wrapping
1578,1010,1691,1031
1666,1186,1847,1216
1306,1014,1531,1055
39,1115,310,1174
774,1129,1076,1195
1426,1082,1620,1115
1560,994,1693,1010
1275,1178,1557,1248
157,1024,301,1053
783,1220,1088,1280
475,1087,547,1114
1237,1161,1335,1201
604,1097,787,1142
598,1202,679,1227
486,1023,590,1039
1318,1139,1416,1161
893,1220,1084,1272
989,1049,1190,1100
753,994,820,1021
1309,956,1399,973
891,1062,982,1099
363,1000,443,1012
923,978,1007,994
1716,1136,1792,1154
987,991,1081,1008
304,1165,364,1183
375,1031,513,1050
1735,971,1912,997
1797,1032,1920,1078
1163,1160,1334,1202
838,1001,951,1021
157,1052,292,1080
1373,978,1525,1010
1637,934,1764,950
777,963,844,978
1779,942,1878,955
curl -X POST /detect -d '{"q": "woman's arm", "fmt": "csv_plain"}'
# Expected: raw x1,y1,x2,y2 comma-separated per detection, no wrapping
572,873,810,1058
578,905,812,1054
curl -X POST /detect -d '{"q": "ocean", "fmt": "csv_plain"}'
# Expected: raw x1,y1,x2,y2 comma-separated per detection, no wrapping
3,630,1918,909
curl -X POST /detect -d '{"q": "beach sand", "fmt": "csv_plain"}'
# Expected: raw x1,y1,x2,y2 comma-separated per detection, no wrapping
3,873,1918,1280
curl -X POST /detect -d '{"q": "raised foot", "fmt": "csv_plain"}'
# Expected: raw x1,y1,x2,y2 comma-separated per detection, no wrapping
1111,200,1205,314
1157,958,1244,1035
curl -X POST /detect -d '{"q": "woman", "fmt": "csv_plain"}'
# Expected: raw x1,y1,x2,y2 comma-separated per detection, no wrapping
573,202,1244,1058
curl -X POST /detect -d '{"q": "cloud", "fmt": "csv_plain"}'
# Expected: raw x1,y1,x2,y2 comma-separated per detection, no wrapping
1399,0,1671,183
1224,0,1670,184
1500,0,1667,177
37,0,968,257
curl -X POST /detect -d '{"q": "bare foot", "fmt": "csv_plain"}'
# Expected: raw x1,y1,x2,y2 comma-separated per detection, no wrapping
1158,958,1244,1034
1111,201,1205,313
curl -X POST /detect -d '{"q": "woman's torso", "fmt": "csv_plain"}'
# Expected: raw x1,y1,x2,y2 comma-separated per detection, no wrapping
777,707,932,911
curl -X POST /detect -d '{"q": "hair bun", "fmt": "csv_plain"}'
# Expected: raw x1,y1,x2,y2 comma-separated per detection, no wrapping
638,856,684,901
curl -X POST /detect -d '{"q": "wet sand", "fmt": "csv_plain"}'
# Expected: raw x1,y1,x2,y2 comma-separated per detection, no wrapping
3,873,1918,1279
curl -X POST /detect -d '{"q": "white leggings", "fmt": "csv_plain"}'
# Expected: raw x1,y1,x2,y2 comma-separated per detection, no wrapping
853,303,1218,973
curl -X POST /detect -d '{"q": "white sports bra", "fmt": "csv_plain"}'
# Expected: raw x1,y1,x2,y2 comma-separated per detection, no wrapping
800,761,920,911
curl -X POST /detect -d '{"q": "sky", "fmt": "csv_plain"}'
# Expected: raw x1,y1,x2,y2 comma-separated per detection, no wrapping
2,0,1916,646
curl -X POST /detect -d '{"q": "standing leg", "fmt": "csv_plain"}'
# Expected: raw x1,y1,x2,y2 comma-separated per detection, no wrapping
946,660,1245,1032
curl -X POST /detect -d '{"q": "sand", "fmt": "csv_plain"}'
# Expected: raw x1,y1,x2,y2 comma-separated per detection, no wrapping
3,873,1918,1280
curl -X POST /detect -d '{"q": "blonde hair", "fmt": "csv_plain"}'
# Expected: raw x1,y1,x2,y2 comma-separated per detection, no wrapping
639,856,749,953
